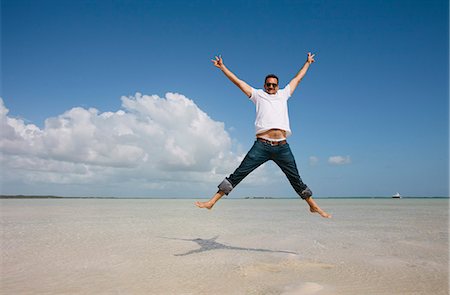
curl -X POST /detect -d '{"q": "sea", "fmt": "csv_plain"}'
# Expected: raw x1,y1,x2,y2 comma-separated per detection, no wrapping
1,198,448,294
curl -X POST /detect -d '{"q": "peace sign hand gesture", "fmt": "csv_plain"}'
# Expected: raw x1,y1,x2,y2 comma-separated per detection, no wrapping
307,52,315,64
211,55,224,69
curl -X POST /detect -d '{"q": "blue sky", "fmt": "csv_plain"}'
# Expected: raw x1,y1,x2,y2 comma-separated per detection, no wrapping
1,0,448,198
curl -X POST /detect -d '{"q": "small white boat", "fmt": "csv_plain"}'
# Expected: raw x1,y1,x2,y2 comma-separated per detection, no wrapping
392,192,402,198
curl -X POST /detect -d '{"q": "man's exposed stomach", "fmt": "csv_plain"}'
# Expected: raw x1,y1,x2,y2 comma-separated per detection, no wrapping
256,128,287,140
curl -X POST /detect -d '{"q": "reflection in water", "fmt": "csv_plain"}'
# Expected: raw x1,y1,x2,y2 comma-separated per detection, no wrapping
160,236,299,256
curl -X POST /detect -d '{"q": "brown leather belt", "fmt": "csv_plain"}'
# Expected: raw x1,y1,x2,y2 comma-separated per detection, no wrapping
257,138,287,146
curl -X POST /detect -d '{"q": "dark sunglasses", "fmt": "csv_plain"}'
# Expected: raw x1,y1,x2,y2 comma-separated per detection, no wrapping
265,83,278,88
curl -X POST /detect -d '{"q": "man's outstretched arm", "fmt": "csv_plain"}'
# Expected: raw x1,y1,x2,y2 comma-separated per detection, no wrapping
212,55,252,98
289,52,315,96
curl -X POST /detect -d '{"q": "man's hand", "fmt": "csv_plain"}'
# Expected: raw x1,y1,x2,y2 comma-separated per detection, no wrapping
307,52,315,64
211,55,224,69
211,54,252,97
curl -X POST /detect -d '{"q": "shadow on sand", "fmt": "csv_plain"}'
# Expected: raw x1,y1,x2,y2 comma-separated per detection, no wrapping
160,235,299,256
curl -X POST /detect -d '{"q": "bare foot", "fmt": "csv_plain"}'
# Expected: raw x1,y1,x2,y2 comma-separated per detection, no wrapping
195,192,224,210
195,201,214,210
305,197,332,218
309,206,332,218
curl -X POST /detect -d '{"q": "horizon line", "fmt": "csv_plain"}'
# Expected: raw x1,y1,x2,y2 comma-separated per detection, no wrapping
1,195,448,199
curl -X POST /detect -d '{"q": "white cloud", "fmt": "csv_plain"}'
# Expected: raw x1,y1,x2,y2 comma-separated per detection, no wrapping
328,155,351,165
0,94,247,196
309,156,319,166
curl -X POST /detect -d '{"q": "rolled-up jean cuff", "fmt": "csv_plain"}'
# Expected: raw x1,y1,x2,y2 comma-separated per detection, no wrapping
300,187,313,199
218,178,234,195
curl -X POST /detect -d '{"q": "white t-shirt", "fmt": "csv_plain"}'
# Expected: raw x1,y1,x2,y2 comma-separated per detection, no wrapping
249,84,292,137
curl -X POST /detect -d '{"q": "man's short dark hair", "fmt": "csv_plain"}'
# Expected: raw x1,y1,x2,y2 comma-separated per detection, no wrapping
265,74,279,84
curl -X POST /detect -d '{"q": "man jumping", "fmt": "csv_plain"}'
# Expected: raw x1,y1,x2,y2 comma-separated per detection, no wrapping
196,53,331,218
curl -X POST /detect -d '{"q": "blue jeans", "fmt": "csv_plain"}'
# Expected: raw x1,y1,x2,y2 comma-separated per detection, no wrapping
218,140,312,199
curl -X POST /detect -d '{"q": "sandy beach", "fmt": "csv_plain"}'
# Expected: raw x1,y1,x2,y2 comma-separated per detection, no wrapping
1,198,448,294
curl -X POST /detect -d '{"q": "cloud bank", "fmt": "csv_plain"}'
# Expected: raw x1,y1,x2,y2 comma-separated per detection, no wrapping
0,94,244,196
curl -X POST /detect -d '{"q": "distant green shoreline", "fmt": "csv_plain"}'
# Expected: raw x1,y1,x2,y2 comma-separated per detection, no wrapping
1,195,448,199
1,195,65,199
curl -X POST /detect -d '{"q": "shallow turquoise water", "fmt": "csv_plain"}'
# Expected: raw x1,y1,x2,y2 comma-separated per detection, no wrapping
1,199,448,294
